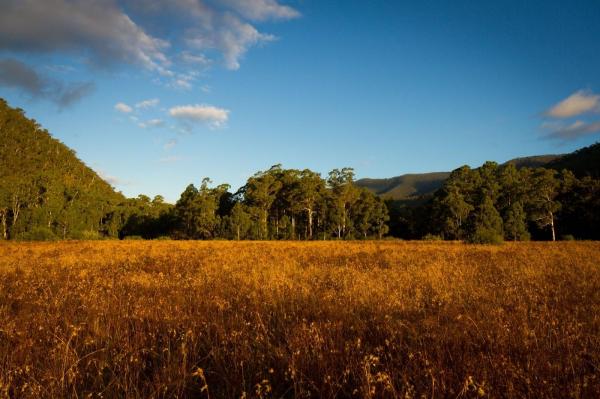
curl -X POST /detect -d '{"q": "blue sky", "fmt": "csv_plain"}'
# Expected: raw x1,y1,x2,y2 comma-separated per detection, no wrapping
1,0,600,202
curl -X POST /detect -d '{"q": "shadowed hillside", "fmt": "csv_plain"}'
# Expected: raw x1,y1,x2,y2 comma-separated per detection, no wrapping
355,172,450,200
503,154,563,169
547,142,600,178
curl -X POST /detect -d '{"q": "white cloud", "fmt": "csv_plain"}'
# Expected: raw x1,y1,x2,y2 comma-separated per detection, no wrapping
173,78,193,90
0,0,170,71
546,90,600,118
0,0,300,103
543,120,600,141
180,51,211,66
186,13,276,70
138,118,164,128
115,102,133,113
135,98,159,109
221,0,301,21
0,58,94,107
128,0,299,71
169,104,229,128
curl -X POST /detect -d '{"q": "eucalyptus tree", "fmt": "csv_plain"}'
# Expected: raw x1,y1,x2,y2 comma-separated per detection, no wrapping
244,165,283,239
527,168,561,241
293,169,326,239
327,167,358,239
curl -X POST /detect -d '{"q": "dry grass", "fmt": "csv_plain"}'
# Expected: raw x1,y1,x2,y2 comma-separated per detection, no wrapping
0,241,599,398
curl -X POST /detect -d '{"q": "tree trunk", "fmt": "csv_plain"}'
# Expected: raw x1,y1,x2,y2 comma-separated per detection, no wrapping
307,208,313,240
262,209,268,239
291,215,296,240
342,208,347,237
550,211,556,241
0,210,7,240
11,195,20,230
236,225,240,241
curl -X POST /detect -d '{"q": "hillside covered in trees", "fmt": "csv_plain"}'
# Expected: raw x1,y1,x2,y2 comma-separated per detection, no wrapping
385,150,600,241
0,99,126,240
1,98,599,242
355,155,564,201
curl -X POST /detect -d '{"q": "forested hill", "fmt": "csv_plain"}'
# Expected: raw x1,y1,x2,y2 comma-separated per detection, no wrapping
0,98,125,239
356,155,565,200
547,142,600,178
355,172,450,201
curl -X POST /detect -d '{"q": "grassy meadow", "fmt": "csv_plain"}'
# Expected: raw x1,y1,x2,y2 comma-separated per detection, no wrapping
0,241,599,398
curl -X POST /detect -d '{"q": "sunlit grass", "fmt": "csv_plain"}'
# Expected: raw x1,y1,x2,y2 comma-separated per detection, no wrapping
0,241,599,398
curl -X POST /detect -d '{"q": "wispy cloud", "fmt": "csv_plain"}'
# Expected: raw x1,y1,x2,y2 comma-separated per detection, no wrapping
220,0,301,21
135,98,159,109
172,78,193,90
541,89,600,141
180,51,211,66
185,14,276,70
0,0,299,103
115,102,133,113
545,90,600,118
169,104,230,129
0,0,169,71
0,58,94,107
131,0,298,71
138,118,165,128
543,120,600,141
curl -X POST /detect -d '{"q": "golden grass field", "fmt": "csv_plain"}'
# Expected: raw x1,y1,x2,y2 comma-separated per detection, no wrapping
0,241,599,398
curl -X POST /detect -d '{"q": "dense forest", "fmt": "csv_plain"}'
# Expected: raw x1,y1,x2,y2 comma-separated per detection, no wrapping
386,160,600,241
1,98,599,242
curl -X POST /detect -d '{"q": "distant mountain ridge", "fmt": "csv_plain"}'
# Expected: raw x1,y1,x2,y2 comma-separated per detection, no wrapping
503,154,563,169
356,153,571,200
356,172,450,201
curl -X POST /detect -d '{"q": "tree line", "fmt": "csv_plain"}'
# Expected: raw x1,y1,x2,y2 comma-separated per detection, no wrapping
1,98,598,242
122,165,390,240
387,161,600,242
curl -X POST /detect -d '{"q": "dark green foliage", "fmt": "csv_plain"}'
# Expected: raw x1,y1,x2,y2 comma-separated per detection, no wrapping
18,226,58,241
555,176,600,240
503,154,563,169
547,142,600,178
119,195,175,239
503,201,530,241
172,166,389,240
469,197,504,244
418,162,599,242
0,98,125,239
